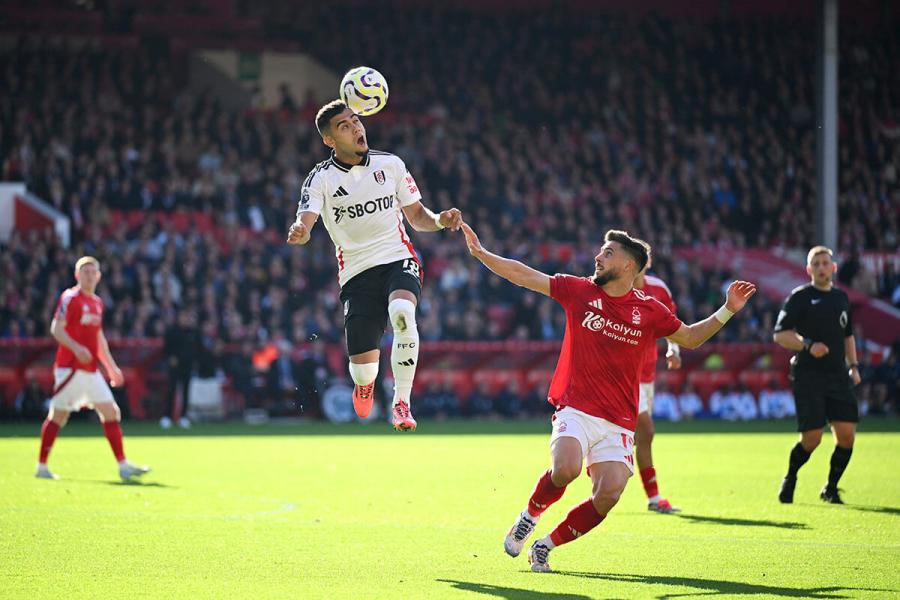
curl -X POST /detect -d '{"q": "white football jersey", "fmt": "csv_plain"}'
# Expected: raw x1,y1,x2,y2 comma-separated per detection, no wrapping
297,150,423,287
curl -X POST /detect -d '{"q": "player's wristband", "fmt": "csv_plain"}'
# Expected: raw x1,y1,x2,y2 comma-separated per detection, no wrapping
848,363,859,369
433,213,445,230
802,338,813,352
668,344,680,357
713,306,734,324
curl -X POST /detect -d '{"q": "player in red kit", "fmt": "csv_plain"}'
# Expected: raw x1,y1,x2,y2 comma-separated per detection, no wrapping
633,253,682,513
461,224,755,572
36,256,150,482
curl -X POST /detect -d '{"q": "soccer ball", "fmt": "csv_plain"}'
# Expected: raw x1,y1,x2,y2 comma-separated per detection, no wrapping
340,67,389,117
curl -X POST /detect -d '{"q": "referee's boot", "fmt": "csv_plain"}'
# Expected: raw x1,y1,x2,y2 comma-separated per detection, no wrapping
820,486,844,504
778,476,796,503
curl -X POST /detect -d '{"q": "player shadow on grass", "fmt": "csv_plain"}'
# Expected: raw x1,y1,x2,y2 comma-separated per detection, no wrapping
845,505,900,517
553,572,895,598
106,480,174,488
675,513,809,529
64,478,176,489
798,502,900,516
437,579,591,600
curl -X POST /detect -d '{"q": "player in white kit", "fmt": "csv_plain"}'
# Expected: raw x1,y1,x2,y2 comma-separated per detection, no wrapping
288,100,461,430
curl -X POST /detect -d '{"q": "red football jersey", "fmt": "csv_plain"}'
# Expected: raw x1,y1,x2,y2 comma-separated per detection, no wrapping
637,275,677,383
53,286,103,372
548,275,683,431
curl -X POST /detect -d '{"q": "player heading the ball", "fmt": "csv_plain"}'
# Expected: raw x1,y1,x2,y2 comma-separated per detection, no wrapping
288,100,462,431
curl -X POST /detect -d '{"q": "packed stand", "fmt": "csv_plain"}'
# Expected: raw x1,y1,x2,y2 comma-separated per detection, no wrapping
1,11,898,284
1,8,899,417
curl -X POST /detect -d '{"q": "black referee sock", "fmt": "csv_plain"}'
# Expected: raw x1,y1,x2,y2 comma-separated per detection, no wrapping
786,442,811,479
826,445,853,490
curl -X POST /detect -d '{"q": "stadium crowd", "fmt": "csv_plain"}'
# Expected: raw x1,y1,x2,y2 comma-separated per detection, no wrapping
1,8,898,417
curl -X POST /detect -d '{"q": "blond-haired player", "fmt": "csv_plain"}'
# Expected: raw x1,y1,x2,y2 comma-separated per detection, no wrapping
36,257,150,481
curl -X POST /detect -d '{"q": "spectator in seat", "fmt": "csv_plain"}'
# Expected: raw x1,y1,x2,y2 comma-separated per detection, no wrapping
730,384,760,421
437,380,461,419
495,379,524,418
677,383,704,420
709,385,729,419
14,376,47,421
464,381,494,418
418,381,444,419
652,381,681,422
523,380,551,417
872,352,900,415
759,380,795,419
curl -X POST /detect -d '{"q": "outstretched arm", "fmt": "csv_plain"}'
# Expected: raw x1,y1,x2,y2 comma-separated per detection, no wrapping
402,201,462,232
666,281,757,349
461,222,551,296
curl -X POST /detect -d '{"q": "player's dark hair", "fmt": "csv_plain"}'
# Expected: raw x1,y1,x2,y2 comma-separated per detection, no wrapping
604,230,650,272
315,100,348,137
634,237,652,273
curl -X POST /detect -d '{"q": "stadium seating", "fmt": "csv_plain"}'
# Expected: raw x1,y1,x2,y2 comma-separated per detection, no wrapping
1,3,897,418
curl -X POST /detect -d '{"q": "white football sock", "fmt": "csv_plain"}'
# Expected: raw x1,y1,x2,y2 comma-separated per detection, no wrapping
388,298,419,407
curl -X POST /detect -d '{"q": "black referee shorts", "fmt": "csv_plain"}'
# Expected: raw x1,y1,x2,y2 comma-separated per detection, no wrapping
791,369,858,432
339,258,422,356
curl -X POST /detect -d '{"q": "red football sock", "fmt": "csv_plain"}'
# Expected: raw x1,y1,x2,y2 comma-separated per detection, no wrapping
102,421,126,462
527,469,567,517
640,466,659,499
549,498,606,547
39,420,60,464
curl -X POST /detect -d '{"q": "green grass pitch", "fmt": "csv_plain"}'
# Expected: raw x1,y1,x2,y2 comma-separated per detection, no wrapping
1,419,898,599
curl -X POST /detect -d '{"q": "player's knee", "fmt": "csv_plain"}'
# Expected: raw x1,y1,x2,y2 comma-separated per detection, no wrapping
97,403,120,423
51,411,69,427
801,438,820,452
593,477,627,508
592,484,624,510
348,361,379,387
836,432,855,448
550,462,581,486
388,298,417,333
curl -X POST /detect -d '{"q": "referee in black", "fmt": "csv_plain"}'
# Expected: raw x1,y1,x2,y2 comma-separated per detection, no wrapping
773,246,861,504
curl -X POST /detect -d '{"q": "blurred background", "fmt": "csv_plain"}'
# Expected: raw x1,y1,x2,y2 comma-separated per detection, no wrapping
0,0,897,426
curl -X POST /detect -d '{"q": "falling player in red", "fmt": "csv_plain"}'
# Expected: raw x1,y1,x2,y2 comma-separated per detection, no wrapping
36,256,150,482
461,223,755,573
633,252,682,513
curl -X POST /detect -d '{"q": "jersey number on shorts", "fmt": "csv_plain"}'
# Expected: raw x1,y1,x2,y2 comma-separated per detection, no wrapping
402,259,421,281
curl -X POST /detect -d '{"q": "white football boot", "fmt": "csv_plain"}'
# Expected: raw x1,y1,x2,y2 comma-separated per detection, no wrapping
504,511,539,557
35,464,59,480
527,540,553,573
119,461,152,481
